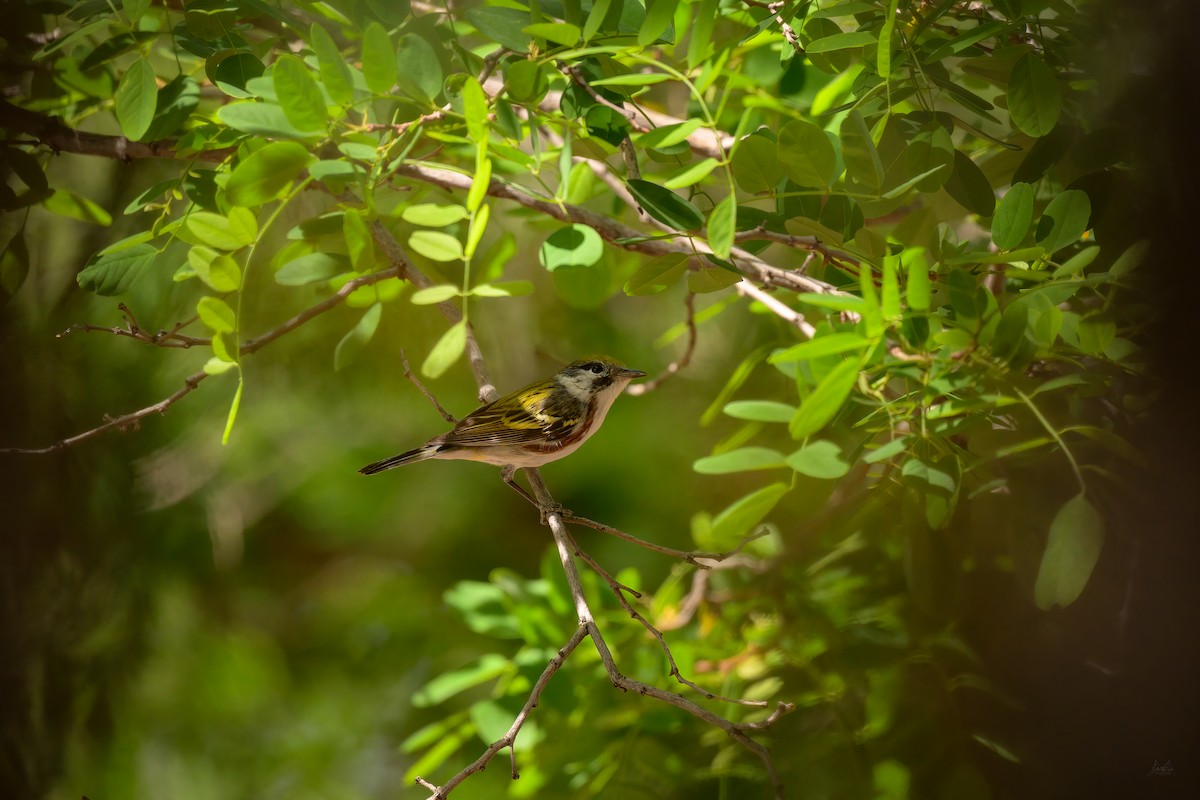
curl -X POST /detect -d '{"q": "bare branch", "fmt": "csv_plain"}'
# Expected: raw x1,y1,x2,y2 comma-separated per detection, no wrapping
735,225,862,269
736,279,817,338
58,303,209,349
401,349,457,423
389,161,851,298
556,60,657,130
1,267,402,454
570,536,769,708
0,99,231,163
565,513,770,568
627,292,697,396
417,625,590,798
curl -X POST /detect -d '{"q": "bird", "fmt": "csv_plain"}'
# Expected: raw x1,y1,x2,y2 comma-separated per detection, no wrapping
359,356,646,508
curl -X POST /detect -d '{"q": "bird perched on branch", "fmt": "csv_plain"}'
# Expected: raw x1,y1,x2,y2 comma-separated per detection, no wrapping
359,356,646,507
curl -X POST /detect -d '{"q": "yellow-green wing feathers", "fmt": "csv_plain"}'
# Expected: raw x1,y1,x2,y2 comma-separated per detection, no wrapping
440,379,583,447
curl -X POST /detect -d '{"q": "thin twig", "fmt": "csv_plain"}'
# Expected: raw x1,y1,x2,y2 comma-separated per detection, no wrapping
627,292,697,396
401,349,457,423
388,161,851,298
1,267,403,454
736,279,817,338
735,225,862,269
555,61,655,130
570,534,768,708
59,303,210,349
565,514,770,568
417,625,590,798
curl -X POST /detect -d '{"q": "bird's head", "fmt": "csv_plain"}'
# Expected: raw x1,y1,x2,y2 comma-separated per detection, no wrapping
556,357,646,403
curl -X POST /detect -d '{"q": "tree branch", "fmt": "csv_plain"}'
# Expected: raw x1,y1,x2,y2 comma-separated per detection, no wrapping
0,267,402,454
389,161,851,298
626,291,697,396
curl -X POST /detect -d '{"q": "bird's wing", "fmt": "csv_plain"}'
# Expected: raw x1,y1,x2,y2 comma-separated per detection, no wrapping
440,380,585,448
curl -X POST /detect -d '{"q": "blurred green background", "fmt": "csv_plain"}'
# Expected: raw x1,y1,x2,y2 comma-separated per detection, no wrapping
5,2,1200,800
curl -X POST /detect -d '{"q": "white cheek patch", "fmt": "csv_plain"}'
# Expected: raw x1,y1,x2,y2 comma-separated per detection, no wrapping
559,373,593,402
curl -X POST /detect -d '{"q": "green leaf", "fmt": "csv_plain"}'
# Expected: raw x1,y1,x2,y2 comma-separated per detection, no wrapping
334,302,383,370
992,182,1034,250
524,22,582,46
1035,189,1091,254
466,157,492,213
789,359,859,439
724,401,797,423
694,447,787,474
225,141,314,207
275,252,349,285
627,179,705,231
778,119,837,189
361,22,397,94
114,56,158,141
638,119,703,150
77,243,157,295
709,483,790,547
731,135,779,193
1109,240,1147,277
786,440,851,479
188,246,242,292
539,224,604,270
901,457,956,493
197,295,236,334
769,333,871,363
467,6,532,51
221,378,243,445
218,102,322,138
333,215,366,273
409,231,464,262
1007,53,1061,137
863,436,908,464
310,23,354,106
687,0,717,67
462,76,489,144
664,158,720,189
878,0,900,79
943,150,995,216
588,71,675,88
412,654,510,707
212,52,266,97
707,195,736,260
273,54,329,134
410,284,460,305
186,209,258,250
401,204,469,227
1034,493,1104,610
841,110,884,194
805,31,877,53
395,34,443,101
638,0,677,46
624,255,688,295
42,190,112,226
906,258,931,311
584,0,614,42
471,280,533,297
422,320,467,379
688,267,741,293
203,357,237,375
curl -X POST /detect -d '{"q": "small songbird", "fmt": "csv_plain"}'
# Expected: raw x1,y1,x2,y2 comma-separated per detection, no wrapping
359,357,646,502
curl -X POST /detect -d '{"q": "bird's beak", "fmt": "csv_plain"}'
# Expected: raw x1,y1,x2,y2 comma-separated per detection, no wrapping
620,367,648,379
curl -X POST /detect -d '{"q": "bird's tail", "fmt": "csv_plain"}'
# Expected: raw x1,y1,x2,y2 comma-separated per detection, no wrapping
358,445,439,475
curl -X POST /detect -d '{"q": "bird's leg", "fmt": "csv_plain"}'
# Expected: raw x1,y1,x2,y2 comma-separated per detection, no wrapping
501,466,572,523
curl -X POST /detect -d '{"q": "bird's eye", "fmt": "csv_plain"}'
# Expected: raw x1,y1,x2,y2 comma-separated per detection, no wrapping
589,363,604,374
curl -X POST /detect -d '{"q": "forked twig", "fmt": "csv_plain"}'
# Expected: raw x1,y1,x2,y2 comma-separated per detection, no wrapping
569,533,769,708
627,292,698,396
